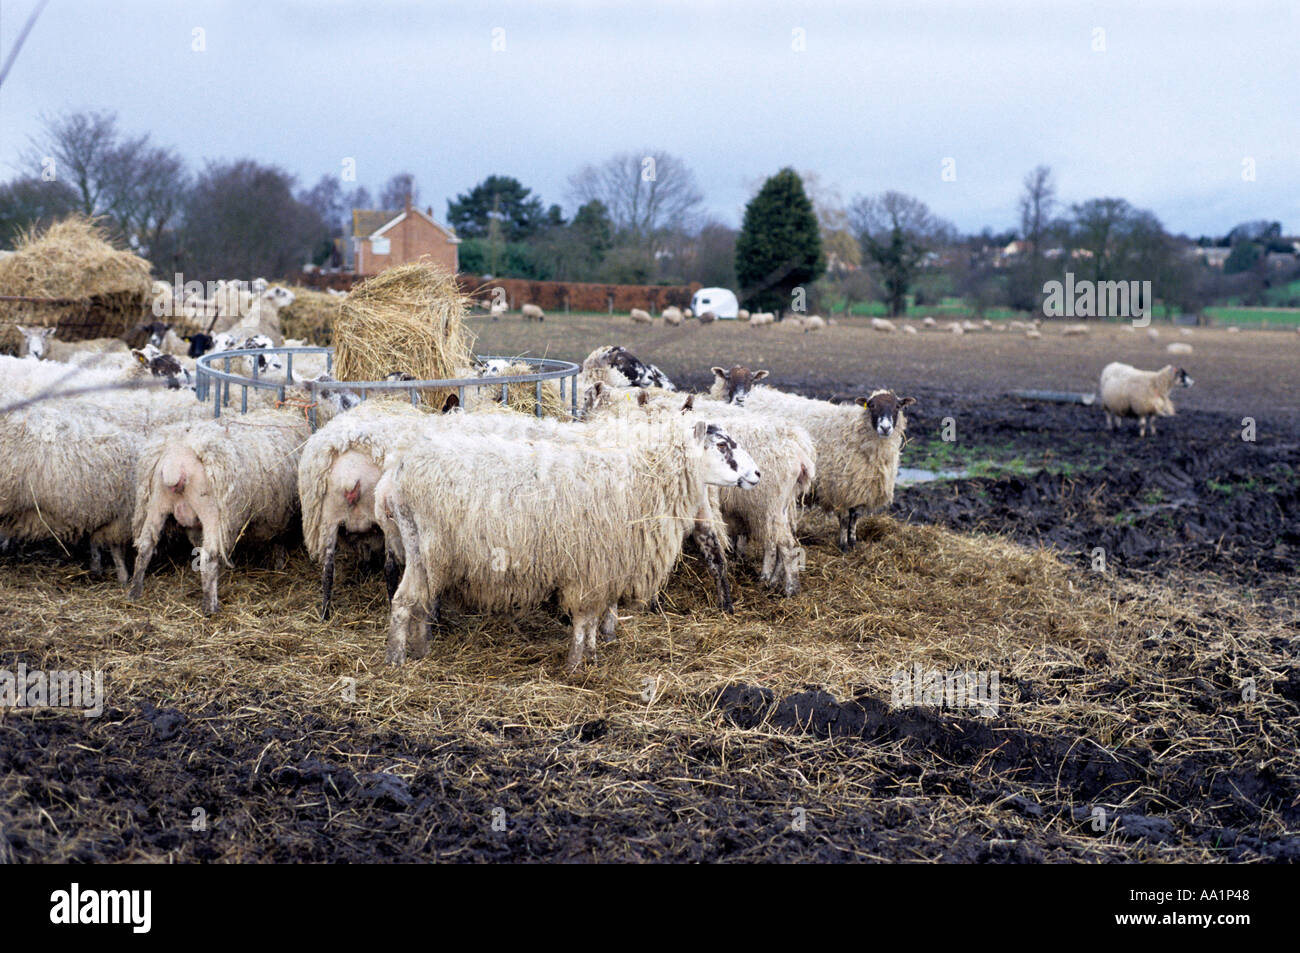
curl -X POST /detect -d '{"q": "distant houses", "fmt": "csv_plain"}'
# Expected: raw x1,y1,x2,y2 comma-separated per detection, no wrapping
347,196,460,276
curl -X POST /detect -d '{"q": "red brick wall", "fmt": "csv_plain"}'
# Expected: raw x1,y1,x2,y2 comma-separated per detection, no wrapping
456,277,701,313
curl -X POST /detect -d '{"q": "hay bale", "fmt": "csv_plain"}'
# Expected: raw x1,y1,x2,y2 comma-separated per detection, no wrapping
279,286,342,344
332,264,473,409
0,216,152,353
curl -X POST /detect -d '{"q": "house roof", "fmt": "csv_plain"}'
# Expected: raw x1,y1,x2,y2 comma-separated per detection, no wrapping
352,207,461,244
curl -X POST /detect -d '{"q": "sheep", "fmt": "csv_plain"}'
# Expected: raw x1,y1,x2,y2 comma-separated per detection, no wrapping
211,285,294,339
982,319,994,330
1025,329,1042,340
521,303,545,322
490,300,507,319
662,306,683,326
740,384,915,551
581,345,675,390
922,316,937,328
1098,362,1193,437
376,410,759,668
14,326,128,362
298,398,427,619
1062,323,1089,337
683,308,693,319
0,402,139,582
129,408,311,614
870,317,897,333
630,308,653,324
597,375,817,596
737,309,750,321
698,310,717,324
1147,328,1160,340
961,320,979,333
902,324,919,335
803,315,827,332
1227,326,1240,334
949,322,965,334
1166,341,1193,355
748,311,774,327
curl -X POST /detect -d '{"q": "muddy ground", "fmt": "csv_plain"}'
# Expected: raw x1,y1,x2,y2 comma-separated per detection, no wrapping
2,318,1297,863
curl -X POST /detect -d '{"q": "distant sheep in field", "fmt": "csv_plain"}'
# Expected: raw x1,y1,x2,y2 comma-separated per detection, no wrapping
698,310,717,324
130,408,311,614
870,318,897,333
490,299,507,319
922,316,936,328
949,322,965,334
902,324,918,335
748,311,774,326
1227,326,1240,334
1062,323,1089,337
803,315,826,332
683,308,693,319
1167,342,1193,355
961,320,979,332
630,308,652,324
521,303,545,322
662,306,683,325
1025,329,1042,340
1147,328,1160,340
1099,362,1193,437
737,309,750,321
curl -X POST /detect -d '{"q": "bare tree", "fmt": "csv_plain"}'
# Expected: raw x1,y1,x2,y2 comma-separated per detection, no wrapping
379,172,418,210
848,191,954,316
568,150,703,251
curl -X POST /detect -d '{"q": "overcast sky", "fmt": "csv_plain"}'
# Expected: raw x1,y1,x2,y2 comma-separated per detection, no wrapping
2,0,1296,237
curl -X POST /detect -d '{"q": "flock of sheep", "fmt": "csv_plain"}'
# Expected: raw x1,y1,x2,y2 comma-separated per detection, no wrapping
1,280,1200,672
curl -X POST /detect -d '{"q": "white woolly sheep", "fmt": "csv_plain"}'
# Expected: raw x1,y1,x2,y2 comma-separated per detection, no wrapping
1062,323,1089,337
376,411,759,668
581,345,675,390
0,402,139,581
1099,362,1193,437
740,384,915,551
803,315,827,332
662,306,683,326
902,324,918,335
748,311,774,327
15,326,128,362
630,308,652,324
1166,341,1193,355
737,309,750,321
870,318,897,333
521,303,545,322
130,408,311,614
922,316,937,328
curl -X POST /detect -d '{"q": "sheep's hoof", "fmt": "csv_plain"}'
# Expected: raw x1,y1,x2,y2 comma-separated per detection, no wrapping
720,598,735,614
385,646,406,666
320,602,332,622
127,581,143,601
837,540,851,553
201,597,219,616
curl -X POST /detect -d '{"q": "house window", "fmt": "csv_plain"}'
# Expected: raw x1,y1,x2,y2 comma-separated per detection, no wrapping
371,237,391,255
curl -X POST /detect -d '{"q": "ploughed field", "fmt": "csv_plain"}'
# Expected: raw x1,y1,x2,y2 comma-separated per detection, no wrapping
1,315,1296,862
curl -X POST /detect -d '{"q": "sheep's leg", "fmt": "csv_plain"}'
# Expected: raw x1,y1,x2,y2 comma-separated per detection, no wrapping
199,544,220,616
109,544,129,585
383,551,401,602
386,579,412,666
320,533,337,621
693,524,733,613
566,612,599,673
89,544,103,577
600,605,618,642
128,506,168,600
837,512,853,552
272,542,289,571
734,533,749,561
846,506,866,547
1139,415,1149,438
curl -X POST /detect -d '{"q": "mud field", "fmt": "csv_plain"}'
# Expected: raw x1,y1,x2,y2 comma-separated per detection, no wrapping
2,318,1297,863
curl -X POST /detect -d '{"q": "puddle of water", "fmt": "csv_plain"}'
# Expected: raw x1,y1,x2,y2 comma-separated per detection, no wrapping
898,467,969,486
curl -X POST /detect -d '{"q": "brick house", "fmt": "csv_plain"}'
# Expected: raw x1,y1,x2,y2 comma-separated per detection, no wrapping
350,197,460,276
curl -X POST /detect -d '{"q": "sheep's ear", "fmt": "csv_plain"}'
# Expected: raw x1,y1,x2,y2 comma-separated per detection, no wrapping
899,396,916,407
14,325,29,335
854,396,870,407
753,370,769,381
441,393,460,413
41,327,56,339
130,348,149,366
681,395,695,412
592,381,605,396
692,420,709,444
711,366,727,379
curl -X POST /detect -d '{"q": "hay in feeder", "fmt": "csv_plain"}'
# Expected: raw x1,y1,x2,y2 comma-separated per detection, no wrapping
483,360,571,420
279,286,343,344
0,216,153,353
332,264,473,408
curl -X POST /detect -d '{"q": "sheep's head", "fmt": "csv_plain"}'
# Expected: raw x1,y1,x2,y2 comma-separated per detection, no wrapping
184,333,215,357
261,285,295,309
694,421,760,489
856,390,916,438
134,320,173,350
131,346,192,390
1174,367,1194,388
15,325,55,359
710,365,769,405
580,380,610,419
241,335,284,374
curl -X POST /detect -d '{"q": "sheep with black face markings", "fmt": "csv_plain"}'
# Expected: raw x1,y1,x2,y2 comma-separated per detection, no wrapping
587,377,816,596
580,345,675,390
1099,362,1193,437
739,383,915,551
375,408,759,668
